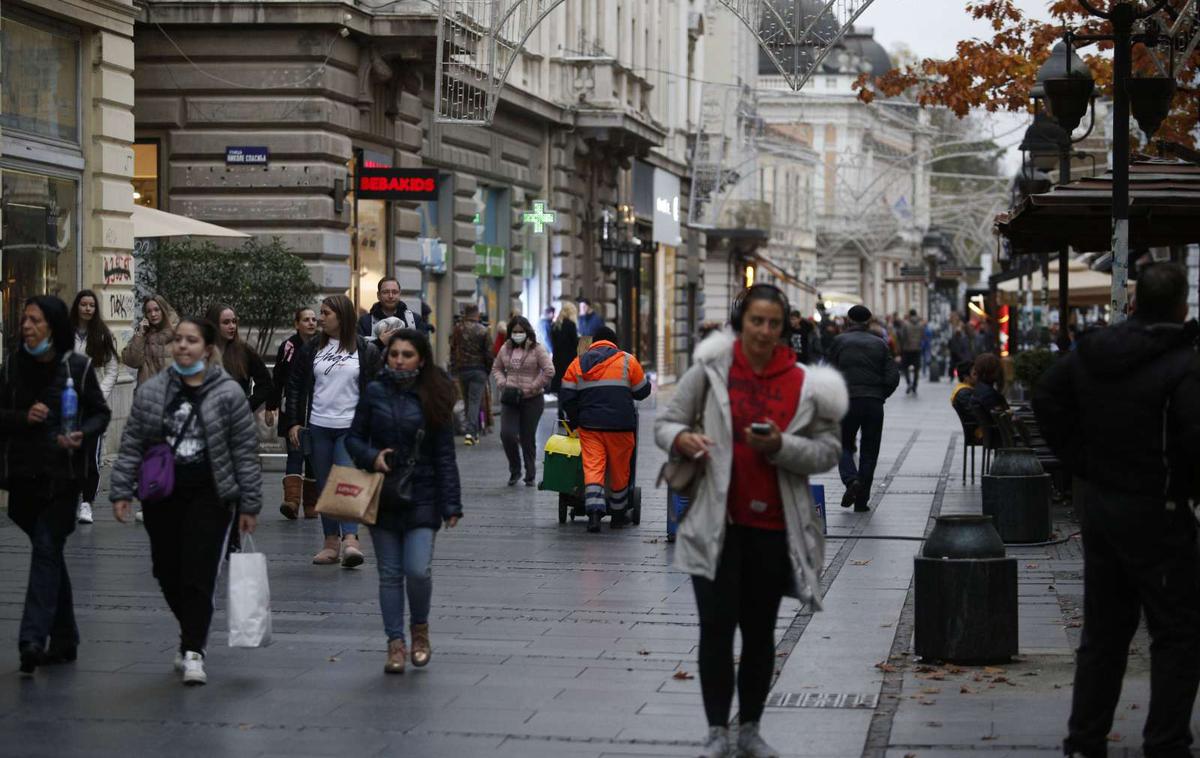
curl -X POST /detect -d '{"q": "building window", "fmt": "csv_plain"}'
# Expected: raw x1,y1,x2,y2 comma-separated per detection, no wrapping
0,168,78,352
133,142,160,208
0,12,79,143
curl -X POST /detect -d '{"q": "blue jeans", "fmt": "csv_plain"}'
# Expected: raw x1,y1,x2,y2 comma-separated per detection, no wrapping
284,439,311,477
369,526,435,642
309,425,357,538
838,397,885,507
8,479,79,652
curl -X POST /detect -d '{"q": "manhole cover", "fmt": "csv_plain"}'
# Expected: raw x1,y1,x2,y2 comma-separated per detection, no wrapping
765,692,878,709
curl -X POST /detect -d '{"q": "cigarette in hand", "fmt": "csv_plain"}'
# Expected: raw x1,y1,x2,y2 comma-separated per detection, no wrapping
692,449,706,460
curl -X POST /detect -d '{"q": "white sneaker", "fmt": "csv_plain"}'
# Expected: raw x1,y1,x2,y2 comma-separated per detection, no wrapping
135,509,144,523
699,726,732,758
181,651,206,686
77,502,94,524
736,722,780,758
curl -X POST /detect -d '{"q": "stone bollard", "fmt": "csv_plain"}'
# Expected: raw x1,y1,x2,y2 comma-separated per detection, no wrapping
981,447,1052,543
914,515,1018,664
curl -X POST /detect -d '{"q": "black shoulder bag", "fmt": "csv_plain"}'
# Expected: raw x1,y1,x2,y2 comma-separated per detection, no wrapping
381,429,425,509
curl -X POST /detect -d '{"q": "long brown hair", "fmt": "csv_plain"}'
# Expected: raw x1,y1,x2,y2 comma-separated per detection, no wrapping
70,289,117,365
385,330,454,429
204,302,258,381
319,294,359,353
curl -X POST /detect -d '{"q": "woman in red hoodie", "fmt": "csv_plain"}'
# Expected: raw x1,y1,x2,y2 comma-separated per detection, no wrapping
655,284,847,758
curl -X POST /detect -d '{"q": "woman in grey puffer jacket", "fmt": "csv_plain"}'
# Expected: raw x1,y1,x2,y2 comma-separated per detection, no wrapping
111,318,261,687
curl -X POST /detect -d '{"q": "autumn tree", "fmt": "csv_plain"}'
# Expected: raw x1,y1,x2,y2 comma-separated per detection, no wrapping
854,0,1200,147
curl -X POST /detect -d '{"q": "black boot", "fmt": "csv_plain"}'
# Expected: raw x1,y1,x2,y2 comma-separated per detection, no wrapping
610,510,629,529
587,511,602,533
18,643,43,676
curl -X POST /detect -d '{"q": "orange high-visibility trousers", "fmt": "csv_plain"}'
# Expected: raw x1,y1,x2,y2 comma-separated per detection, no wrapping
578,429,635,513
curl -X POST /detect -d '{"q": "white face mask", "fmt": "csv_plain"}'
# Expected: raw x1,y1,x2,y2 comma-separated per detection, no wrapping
512,333,527,345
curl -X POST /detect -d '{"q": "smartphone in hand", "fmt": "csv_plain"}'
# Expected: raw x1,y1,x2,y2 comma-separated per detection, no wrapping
750,422,772,436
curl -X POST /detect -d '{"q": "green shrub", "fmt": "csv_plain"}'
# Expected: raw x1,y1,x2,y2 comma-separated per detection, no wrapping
137,236,319,354
1012,347,1055,390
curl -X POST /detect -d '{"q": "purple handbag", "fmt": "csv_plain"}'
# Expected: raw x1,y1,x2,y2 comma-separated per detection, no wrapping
138,443,176,503
138,403,199,504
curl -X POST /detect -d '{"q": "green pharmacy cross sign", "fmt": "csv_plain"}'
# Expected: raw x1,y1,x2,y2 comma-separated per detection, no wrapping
522,201,556,234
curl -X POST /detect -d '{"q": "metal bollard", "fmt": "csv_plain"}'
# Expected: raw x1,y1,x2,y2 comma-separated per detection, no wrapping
981,448,1052,543
914,515,1018,664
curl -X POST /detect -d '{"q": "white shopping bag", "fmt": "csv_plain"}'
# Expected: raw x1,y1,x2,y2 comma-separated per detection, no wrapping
228,534,273,648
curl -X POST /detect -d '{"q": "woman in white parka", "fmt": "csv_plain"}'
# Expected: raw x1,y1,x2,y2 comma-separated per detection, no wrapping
655,284,847,758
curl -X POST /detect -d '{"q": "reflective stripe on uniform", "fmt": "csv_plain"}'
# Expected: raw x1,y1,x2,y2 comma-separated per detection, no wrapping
574,378,631,390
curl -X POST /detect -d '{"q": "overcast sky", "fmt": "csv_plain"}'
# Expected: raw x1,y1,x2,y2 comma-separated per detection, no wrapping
856,0,1054,60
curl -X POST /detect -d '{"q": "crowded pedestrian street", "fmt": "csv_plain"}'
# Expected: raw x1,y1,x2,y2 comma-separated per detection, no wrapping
0,383,1179,757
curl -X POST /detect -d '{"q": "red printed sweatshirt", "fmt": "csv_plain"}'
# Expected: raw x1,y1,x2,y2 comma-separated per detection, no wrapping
726,342,805,530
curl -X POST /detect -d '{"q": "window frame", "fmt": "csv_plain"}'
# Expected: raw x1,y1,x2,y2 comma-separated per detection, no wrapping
0,157,85,297
0,6,83,151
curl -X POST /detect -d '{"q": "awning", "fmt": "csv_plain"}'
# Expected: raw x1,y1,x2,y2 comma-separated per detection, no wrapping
996,159,1200,254
752,253,818,293
132,205,250,239
996,259,1127,307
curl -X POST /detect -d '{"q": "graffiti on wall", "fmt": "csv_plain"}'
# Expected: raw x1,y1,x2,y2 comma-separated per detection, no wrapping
102,291,135,322
102,254,134,285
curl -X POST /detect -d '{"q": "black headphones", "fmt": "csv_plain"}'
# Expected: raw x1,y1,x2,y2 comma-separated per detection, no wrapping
730,283,793,338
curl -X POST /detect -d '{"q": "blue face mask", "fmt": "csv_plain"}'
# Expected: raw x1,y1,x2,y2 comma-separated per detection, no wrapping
23,337,52,357
173,360,205,377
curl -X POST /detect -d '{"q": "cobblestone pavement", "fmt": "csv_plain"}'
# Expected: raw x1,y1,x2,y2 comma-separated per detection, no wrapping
0,382,1192,757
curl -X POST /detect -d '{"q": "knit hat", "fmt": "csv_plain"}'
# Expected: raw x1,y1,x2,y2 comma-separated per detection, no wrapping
848,305,872,324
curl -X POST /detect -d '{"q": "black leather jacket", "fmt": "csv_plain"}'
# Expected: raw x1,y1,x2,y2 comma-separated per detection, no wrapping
827,325,900,400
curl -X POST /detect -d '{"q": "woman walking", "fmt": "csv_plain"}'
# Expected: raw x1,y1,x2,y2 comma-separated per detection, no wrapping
269,307,319,519
121,295,178,386
655,284,847,758
70,290,120,524
548,302,578,395
346,329,462,673
205,303,273,412
286,295,381,567
1,296,111,676
491,316,554,486
110,318,261,686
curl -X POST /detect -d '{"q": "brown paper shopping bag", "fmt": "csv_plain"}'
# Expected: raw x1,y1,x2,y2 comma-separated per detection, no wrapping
315,465,384,525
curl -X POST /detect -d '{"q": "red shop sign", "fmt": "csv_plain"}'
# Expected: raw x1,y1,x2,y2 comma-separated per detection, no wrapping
356,167,439,200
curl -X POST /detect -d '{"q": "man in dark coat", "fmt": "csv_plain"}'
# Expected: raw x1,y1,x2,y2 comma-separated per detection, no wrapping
1034,263,1200,758
827,304,899,511
357,277,424,348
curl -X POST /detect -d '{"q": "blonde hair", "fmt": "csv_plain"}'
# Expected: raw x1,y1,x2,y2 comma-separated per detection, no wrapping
555,302,578,325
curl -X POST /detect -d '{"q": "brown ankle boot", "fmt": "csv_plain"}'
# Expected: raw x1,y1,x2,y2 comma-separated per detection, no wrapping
302,478,319,519
341,534,364,568
410,623,431,667
312,535,340,565
385,638,406,674
280,475,302,520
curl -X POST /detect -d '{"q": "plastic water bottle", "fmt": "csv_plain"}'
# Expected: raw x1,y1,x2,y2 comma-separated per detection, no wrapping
61,376,78,435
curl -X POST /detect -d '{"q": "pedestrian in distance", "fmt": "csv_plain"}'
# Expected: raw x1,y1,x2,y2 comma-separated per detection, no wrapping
655,284,847,758
576,297,603,338
1034,263,1200,758
345,329,463,674
898,308,925,395
539,306,555,353
788,310,822,365
270,307,319,520
121,294,179,386
2,295,111,677
357,276,424,350
827,304,900,512
110,317,260,686
559,326,651,533
286,295,381,567
70,289,120,525
205,303,273,414
491,315,554,486
549,302,579,394
449,303,490,446
968,352,1008,419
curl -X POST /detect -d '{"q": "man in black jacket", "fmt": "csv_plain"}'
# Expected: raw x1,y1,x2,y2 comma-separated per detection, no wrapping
1034,263,1200,758
357,277,424,348
827,304,900,511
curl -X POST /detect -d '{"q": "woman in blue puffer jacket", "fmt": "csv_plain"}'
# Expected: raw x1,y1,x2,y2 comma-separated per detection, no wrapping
346,329,462,675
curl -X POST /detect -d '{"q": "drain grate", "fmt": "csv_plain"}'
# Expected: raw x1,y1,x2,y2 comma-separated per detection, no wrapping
765,692,878,709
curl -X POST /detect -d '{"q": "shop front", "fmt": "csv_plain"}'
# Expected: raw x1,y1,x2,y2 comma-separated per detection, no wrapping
0,7,83,354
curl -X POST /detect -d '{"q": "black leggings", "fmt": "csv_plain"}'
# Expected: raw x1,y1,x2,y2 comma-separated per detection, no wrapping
692,524,791,727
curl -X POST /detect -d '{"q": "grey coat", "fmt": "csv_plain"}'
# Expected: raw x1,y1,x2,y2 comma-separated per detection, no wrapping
110,365,263,514
655,330,848,609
